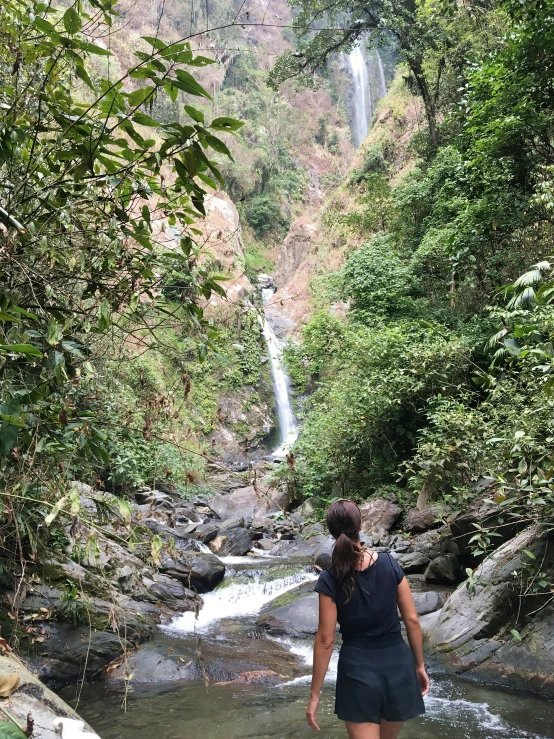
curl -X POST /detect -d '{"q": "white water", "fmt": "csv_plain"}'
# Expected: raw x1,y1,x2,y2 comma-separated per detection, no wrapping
275,637,339,686
167,570,316,633
377,51,387,99
345,44,371,148
344,43,388,148
260,287,298,457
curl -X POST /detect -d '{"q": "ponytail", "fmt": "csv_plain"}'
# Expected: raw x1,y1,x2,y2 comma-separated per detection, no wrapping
332,531,363,603
327,499,363,603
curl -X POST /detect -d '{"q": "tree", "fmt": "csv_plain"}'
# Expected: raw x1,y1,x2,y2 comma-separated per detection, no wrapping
269,0,463,147
0,0,242,549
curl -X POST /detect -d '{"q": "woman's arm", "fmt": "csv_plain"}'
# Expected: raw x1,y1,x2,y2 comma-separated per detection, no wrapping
306,593,337,731
397,578,430,696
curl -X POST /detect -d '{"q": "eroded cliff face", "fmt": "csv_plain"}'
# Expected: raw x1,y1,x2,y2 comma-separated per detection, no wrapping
272,77,423,335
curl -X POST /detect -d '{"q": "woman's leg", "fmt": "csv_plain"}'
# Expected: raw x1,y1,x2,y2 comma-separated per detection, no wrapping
345,721,381,739
380,720,403,739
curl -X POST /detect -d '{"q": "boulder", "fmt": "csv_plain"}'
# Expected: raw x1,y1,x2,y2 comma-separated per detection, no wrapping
424,554,461,584
159,552,225,593
411,590,449,616
404,506,441,534
192,523,219,544
392,551,430,574
257,592,319,637
142,573,198,610
209,527,253,557
208,484,287,523
359,498,402,544
313,535,334,570
426,526,554,695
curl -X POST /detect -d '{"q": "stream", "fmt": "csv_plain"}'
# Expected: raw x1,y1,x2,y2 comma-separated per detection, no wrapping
66,556,554,739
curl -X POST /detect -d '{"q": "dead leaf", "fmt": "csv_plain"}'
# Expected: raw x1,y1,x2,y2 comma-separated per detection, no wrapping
0,638,12,653
0,673,20,697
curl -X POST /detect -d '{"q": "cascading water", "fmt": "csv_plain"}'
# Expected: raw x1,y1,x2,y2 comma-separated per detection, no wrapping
259,287,298,458
344,43,388,148
377,51,387,99
167,568,317,633
345,44,371,148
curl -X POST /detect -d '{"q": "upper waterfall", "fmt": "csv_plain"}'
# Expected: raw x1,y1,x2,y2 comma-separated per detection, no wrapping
344,42,388,148
345,44,371,149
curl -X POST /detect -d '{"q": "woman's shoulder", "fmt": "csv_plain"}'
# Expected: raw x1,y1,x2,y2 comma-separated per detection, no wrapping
314,567,338,598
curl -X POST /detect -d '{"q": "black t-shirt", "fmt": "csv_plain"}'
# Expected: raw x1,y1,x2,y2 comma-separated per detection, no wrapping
314,552,405,641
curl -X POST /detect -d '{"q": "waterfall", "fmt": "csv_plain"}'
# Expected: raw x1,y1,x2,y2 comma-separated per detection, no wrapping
259,287,298,458
167,570,316,632
344,43,388,148
377,51,387,99
344,44,372,149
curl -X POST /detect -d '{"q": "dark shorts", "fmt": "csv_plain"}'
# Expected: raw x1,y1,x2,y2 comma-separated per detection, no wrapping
335,633,426,725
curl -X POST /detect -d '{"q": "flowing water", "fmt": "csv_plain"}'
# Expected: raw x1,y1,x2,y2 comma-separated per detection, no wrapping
344,42,388,148
345,44,371,148
69,557,554,739
259,288,298,457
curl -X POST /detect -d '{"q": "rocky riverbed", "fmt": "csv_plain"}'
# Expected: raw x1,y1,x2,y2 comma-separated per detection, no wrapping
2,470,554,737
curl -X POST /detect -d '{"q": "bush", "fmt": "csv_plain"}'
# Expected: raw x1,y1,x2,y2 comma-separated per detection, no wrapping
244,194,290,238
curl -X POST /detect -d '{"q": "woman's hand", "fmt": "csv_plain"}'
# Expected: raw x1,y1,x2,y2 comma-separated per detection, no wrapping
306,694,320,731
416,666,430,696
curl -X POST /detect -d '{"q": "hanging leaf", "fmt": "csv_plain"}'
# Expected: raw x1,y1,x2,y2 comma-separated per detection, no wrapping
63,7,82,34
44,496,68,526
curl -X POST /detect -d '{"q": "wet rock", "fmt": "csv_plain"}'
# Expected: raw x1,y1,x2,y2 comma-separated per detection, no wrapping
404,506,441,534
192,523,219,544
359,498,402,544
159,552,225,593
208,484,287,523
257,593,319,637
209,527,253,557
424,554,462,584
104,633,301,686
30,624,132,688
142,573,198,610
271,536,320,559
470,603,554,695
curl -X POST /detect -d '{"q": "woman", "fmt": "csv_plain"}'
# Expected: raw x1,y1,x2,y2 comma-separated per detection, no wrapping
306,499,429,738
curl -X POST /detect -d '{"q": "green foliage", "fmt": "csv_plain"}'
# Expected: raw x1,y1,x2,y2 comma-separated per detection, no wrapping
287,319,469,498
341,233,418,320
244,194,290,238
0,0,243,558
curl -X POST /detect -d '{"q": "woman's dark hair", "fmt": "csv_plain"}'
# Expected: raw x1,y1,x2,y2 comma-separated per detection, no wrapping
327,499,363,602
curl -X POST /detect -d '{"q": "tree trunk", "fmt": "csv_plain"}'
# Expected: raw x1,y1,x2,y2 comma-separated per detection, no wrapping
408,58,439,148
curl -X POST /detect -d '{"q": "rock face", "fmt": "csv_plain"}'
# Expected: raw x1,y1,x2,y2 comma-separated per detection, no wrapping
359,498,402,544
425,527,554,695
